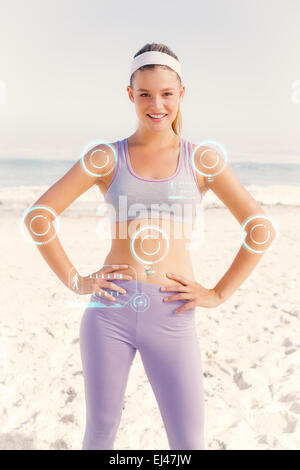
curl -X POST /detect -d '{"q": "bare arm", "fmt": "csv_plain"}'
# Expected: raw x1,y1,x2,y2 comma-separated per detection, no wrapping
23,144,115,293
200,148,277,303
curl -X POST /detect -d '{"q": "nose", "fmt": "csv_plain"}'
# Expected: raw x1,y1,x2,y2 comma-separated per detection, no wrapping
149,96,164,109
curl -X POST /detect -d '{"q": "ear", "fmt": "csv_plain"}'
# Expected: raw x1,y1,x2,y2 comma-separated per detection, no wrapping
179,85,185,102
126,86,135,103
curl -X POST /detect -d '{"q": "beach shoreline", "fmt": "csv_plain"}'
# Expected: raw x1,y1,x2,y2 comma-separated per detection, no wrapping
0,201,299,450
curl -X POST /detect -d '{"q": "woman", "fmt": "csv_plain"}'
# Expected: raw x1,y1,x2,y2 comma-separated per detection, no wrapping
24,42,276,450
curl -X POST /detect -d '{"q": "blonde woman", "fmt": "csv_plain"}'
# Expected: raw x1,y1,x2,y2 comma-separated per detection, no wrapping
24,42,276,450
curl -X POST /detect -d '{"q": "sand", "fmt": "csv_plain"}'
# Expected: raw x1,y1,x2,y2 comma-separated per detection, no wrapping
0,188,299,450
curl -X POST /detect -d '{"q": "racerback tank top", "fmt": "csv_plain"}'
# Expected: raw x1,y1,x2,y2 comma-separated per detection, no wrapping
103,137,203,224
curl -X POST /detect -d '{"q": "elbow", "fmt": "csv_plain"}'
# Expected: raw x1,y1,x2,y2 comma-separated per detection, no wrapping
243,217,278,252
22,208,56,243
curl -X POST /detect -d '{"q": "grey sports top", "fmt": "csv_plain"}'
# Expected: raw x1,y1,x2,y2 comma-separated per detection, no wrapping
104,137,203,224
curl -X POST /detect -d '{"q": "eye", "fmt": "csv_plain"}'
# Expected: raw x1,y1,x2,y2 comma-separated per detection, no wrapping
140,93,173,97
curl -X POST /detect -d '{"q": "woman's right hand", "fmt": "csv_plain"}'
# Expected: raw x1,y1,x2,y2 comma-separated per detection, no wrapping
78,264,133,300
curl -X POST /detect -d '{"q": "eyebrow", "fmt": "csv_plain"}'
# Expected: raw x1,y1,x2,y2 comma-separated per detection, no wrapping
137,88,175,91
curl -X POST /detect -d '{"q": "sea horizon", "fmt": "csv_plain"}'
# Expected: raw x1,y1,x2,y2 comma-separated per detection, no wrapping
1,157,300,188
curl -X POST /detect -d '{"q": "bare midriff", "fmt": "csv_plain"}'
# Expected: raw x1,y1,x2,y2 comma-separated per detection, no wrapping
103,218,197,287
97,138,205,288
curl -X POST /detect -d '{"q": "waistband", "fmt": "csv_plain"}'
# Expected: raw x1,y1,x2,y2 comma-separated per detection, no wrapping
92,278,164,297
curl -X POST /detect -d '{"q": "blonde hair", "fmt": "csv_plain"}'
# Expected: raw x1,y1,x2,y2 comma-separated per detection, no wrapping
130,42,182,136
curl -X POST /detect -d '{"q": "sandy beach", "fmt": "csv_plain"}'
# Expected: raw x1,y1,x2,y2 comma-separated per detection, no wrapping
2,0,300,451
0,184,299,450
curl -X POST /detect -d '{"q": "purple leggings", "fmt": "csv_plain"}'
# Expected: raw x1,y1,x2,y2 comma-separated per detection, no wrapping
79,279,205,450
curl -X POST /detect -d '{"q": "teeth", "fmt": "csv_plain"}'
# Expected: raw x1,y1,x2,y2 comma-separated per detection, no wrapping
148,114,166,118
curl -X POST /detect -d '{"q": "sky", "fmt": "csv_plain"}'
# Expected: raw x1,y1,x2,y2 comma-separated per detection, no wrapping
0,0,299,162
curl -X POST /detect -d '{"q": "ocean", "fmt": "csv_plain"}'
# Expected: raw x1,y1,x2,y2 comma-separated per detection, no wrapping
0,158,299,214
0,158,300,187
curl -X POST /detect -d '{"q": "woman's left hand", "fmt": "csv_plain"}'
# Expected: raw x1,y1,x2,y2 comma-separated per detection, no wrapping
161,272,222,314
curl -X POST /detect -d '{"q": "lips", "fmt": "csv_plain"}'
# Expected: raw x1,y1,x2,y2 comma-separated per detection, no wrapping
147,114,168,121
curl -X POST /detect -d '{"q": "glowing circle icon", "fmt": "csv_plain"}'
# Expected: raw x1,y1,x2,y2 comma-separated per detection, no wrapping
191,140,228,178
80,142,117,178
130,293,150,312
241,215,278,253
130,225,170,265
21,205,60,245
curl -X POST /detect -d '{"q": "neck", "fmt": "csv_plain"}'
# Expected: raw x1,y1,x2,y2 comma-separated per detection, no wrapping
131,127,179,147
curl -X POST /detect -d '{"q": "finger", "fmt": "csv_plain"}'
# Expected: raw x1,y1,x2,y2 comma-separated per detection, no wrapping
111,265,131,271
95,287,116,302
166,272,189,286
161,284,189,292
102,264,129,272
164,293,192,302
100,281,127,295
175,301,196,314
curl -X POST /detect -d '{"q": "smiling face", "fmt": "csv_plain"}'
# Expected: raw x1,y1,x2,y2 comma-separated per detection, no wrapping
126,66,185,132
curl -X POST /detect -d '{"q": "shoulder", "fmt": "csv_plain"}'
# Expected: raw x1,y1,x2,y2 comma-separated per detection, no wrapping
190,142,217,161
84,141,117,158
84,142,119,170
83,142,119,190
189,142,214,195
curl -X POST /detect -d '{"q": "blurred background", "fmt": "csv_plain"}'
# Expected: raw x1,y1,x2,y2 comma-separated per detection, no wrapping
0,0,299,166
1,0,300,451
